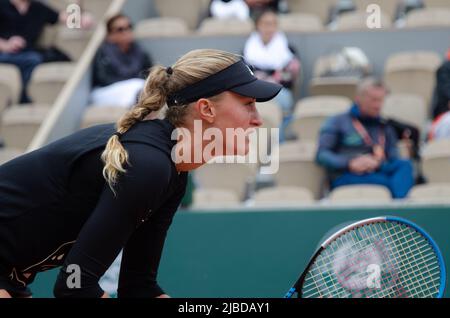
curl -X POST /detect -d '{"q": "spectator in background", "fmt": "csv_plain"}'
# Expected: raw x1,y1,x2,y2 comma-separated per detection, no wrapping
243,9,300,115
0,0,93,103
209,0,250,20
316,78,414,199
431,48,450,119
91,14,152,108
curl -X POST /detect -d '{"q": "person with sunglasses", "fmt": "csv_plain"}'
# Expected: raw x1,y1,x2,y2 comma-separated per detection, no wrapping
91,14,153,108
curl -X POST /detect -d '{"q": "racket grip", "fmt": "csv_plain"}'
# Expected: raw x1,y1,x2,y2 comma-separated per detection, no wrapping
284,287,296,298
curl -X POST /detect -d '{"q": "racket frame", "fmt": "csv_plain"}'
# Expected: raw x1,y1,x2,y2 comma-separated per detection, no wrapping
284,216,446,298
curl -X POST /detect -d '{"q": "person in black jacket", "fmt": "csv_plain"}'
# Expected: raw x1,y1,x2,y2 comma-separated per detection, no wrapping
0,48,282,298
91,14,152,108
0,0,93,103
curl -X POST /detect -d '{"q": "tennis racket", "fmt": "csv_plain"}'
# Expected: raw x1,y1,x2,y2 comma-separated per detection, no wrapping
285,216,446,298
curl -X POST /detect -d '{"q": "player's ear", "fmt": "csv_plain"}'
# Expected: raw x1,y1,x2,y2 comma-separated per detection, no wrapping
194,98,216,124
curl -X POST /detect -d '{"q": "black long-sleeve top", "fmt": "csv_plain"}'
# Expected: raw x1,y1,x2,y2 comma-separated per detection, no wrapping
0,118,187,298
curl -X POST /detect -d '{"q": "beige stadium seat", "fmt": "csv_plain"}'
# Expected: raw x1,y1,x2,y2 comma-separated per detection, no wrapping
192,188,240,209
80,105,128,129
37,25,58,49
154,0,210,30
408,183,450,204
46,0,113,18
421,139,450,183
82,0,114,19
423,0,450,8
286,0,339,24
45,0,71,11
194,156,258,200
0,104,51,150
382,94,427,130
329,185,392,203
384,51,441,107
255,101,283,157
55,27,94,61
256,101,283,130
197,18,254,36
253,186,315,206
405,8,450,28
274,151,325,199
278,13,323,33
135,18,190,38
28,62,75,104
353,0,399,21
0,64,22,113
0,148,24,165
309,77,359,100
278,140,317,157
334,10,392,31
290,96,351,141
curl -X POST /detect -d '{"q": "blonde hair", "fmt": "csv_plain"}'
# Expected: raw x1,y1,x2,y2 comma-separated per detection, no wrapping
101,49,240,191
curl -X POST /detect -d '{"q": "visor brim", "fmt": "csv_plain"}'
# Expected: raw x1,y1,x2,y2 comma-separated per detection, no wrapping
229,79,283,103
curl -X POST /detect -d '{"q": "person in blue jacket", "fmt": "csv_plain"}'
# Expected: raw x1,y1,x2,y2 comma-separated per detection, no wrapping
316,77,414,199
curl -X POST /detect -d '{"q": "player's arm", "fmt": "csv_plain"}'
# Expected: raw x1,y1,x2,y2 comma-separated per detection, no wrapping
53,145,171,298
117,179,187,298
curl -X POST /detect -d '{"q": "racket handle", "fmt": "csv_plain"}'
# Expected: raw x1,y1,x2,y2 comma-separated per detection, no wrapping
284,287,296,298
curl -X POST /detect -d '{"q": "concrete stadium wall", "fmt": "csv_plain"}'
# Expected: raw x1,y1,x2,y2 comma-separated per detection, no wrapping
30,205,450,297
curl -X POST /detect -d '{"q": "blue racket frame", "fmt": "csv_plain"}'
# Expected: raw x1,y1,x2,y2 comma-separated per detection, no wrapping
285,216,447,298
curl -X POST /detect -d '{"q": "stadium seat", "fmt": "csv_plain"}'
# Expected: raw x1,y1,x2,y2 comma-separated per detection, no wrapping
197,18,254,36
290,96,352,141
423,0,450,9
46,0,113,18
28,62,75,104
82,0,114,19
278,13,323,33
328,185,392,203
421,139,450,183
194,156,258,200
45,0,72,11
55,26,94,61
286,0,339,24
135,18,190,38
256,101,283,130
384,51,442,107
80,105,128,129
0,147,24,165
274,151,325,199
334,10,392,31
253,186,315,206
309,77,359,100
192,188,241,209
278,140,317,157
0,64,22,113
154,0,210,30
0,104,51,150
353,0,400,21
37,25,58,49
408,183,450,203
255,101,283,157
404,8,450,28
382,94,427,131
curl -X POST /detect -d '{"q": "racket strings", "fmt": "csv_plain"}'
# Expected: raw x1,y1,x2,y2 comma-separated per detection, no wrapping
301,221,442,298
305,227,440,298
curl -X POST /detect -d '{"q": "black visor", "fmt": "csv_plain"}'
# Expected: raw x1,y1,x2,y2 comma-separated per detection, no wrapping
166,60,282,107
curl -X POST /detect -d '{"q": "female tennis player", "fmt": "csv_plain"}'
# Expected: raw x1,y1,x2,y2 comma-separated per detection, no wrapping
0,49,282,298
